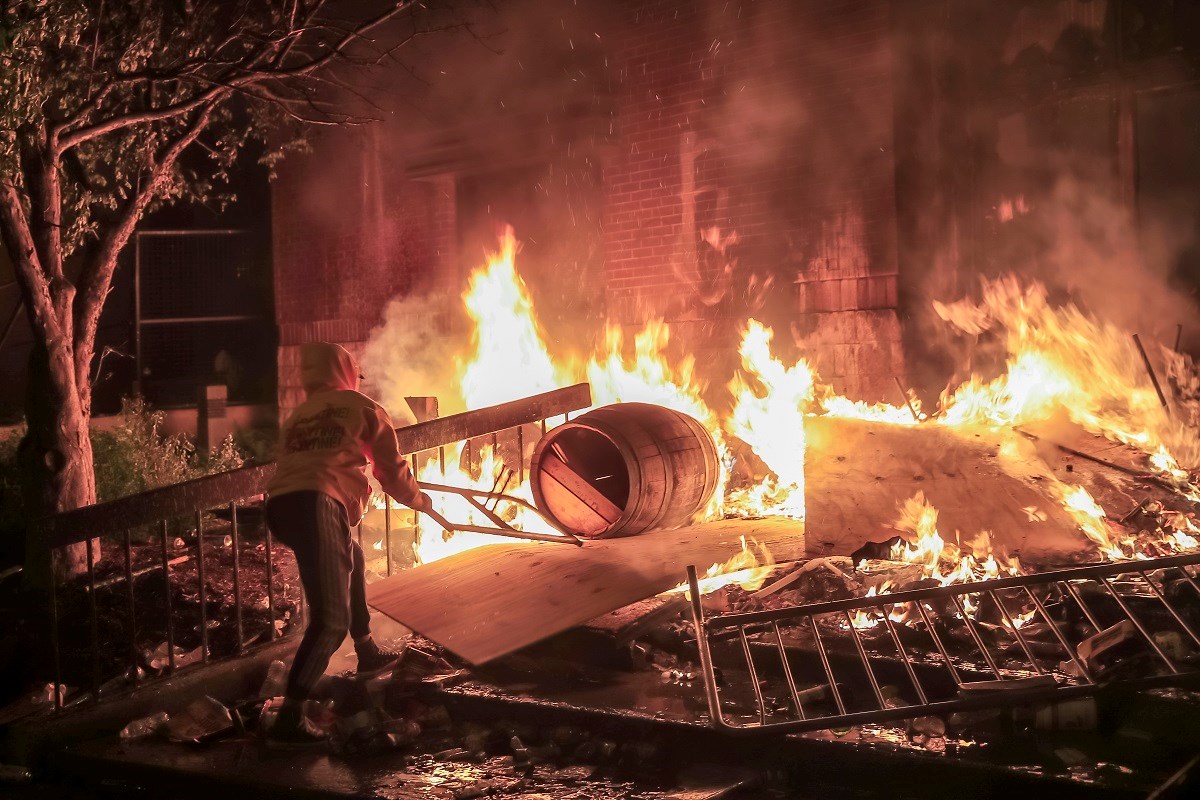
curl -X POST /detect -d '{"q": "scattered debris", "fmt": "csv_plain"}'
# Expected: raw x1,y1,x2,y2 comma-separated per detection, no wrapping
119,711,169,741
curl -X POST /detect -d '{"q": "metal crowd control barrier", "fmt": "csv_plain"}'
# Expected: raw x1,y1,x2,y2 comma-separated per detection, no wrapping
417,481,582,546
686,551,1200,734
30,383,592,711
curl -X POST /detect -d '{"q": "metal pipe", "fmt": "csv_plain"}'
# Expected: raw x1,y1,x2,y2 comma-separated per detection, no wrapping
882,607,929,704
808,616,847,715
87,537,100,700
949,594,1003,679
738,627,767,726
1099,577,1179,673
988,590,1044,674
1062,580,1104,633
687,565,726,727
772,622,805,720
1024,586,1092,683
1133,332,1169,410
160,520,175,672
230,502,243,652
915,602,961,684
195,510,208,663
844,611,887,708
123,530,138,680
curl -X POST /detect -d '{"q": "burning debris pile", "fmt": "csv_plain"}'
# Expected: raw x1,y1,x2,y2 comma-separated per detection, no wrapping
363,228,1200,586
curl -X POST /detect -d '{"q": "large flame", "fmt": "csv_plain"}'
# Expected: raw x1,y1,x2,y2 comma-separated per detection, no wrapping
458,228,572,409
725,320,813,518
380,228,1198,584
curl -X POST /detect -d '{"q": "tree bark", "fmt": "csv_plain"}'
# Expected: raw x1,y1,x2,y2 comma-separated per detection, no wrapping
20,336,96,585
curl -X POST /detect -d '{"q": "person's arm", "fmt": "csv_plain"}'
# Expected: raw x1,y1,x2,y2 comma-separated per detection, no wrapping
362,404,429,511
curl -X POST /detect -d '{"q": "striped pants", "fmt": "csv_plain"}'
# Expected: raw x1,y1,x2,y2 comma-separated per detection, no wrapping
266,491,371,701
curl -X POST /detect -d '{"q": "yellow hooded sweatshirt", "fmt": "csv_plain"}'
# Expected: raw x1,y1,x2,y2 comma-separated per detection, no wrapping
267,342,422,523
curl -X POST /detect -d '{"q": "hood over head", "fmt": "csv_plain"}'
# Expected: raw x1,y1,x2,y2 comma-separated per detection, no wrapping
300,342,361,395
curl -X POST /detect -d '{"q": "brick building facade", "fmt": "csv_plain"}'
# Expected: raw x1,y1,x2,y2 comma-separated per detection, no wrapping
271,0,1200,418
272,0,904,416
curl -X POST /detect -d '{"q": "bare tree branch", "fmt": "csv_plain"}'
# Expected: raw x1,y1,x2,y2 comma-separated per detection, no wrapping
56,0,420,154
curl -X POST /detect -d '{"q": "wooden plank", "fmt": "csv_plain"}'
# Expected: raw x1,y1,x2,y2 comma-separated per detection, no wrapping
804,416,1095,564
538,452,623,523
538,473,612,537
367,516,805,664
396,383,592,454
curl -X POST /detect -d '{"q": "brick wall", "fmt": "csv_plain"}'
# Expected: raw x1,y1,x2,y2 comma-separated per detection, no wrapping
601,0,902,399
272,0,907,410
272,125,457,417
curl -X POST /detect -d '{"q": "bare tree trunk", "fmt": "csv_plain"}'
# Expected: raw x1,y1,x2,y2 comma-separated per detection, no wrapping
21,337,96,586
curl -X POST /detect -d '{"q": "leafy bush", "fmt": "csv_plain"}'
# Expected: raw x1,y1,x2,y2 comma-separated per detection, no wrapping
0,397,250,565
93,396,245,500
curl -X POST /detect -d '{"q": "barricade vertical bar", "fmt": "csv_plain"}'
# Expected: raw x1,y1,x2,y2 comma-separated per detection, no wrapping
687,566,726,727
1024,586,1092,683
882,609,929,704
1139,571,1200,646
49,571,61,710
86,536,100,700
738,627,767,725
1063,581,1103,632
265,517,276,640
1175,565,1200,596
517,425,525,484
1099,577,1179,672
123,530,138,680
914,602,960,684
160,520,176,672
808,616,846,715
230,502,243,652
988,590,1043,673
771,622,805,720
195,510,208,663
949,594,1003,679
439,445,445,476
384,501,392,577
843,612,886,708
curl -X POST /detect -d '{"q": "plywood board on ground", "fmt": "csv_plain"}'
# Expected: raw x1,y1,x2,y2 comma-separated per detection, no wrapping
367,516,804,665
804,416,1095,564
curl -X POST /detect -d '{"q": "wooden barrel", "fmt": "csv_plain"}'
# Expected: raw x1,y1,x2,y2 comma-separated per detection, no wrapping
529,402,719,538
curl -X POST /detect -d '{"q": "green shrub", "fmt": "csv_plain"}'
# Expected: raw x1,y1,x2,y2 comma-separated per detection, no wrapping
91,396,245,501
0,398,250,563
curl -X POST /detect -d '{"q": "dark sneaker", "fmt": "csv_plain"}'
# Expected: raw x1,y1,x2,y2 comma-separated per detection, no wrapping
265,713,329,750
355,640,406,678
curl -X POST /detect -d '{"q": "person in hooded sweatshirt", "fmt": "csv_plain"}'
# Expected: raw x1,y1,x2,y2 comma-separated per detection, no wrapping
264,341,433,747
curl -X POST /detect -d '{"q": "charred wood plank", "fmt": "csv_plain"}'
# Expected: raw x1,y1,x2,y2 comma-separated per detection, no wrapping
537,451,623,534
803,416,1092,563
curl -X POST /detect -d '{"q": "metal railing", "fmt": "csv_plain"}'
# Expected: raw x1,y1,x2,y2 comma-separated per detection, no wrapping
30,384,592,711
686,551,1200,734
